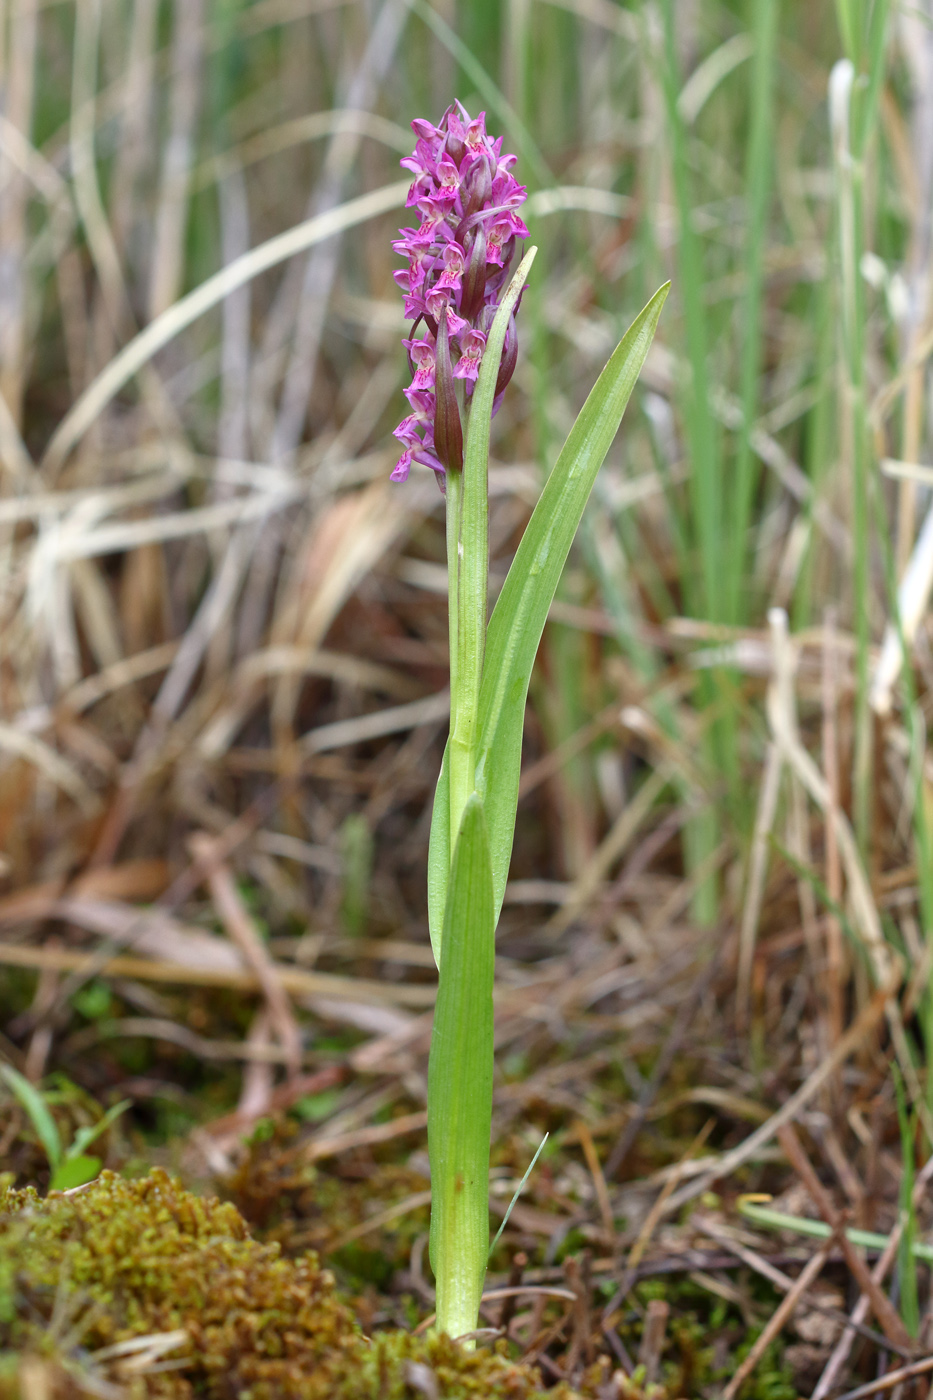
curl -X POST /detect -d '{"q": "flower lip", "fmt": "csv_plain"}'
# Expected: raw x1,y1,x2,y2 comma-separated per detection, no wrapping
453,328,487,383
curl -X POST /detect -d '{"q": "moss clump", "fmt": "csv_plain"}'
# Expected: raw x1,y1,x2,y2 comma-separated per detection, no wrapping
0,1169,570,1399
223,1116,432,1289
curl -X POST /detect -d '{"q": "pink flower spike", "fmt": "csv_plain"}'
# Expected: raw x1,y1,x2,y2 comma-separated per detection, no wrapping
390,102,528,486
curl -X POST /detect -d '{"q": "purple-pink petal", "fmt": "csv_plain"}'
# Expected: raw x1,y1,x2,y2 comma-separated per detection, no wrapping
390,451,412,483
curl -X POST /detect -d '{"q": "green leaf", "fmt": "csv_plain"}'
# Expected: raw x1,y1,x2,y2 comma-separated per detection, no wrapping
291,1089,340,1123
429,249,536,971
0,1064,62,1171
429,283,669,944
427,747,452,967
49,1155,101,1192
449,249,537,894
67,1099,131,1160
428,793,495,1340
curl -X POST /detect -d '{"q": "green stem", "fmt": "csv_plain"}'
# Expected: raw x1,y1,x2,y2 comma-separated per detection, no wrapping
446,462,461,781
831,2,888,857
730,0,777,627
449,410,487,852
833,62,871,854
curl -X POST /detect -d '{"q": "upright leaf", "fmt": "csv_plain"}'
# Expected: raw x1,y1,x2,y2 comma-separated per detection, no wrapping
429,248,537,969
429,283,669,943
449,249,537,861
50,1155,102,1192
0,1064,62,1172
427,793,495,1340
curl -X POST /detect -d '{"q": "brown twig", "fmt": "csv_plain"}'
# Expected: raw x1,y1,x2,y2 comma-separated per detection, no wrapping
191,831,302,1079
722,1241,832,1400
776,1122,913,1352
832,1355,933,1400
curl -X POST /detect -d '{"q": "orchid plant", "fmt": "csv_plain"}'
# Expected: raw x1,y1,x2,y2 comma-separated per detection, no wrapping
391,102,668,1341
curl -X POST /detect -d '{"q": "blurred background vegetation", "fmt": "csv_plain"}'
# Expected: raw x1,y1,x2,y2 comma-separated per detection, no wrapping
3,0,933,1391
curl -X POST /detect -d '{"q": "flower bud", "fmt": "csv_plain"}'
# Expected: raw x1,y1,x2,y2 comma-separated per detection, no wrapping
458,222,487,323
462,154,492,220
433,308,463,474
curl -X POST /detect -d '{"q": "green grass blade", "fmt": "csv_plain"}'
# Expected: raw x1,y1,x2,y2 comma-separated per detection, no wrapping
410,0,551,188
488,1131,548,1260
68,1098,131,1160
659,2,722,626
476,283,668,919
0,1064,62,1172
427,792,495,1340
739,1198,933,1265
894,1069,920,1336
729,0,777,627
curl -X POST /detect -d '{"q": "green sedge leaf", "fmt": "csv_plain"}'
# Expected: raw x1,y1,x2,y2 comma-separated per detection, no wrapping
0,1063,62,1171
429,247,536,971
449,249,537,896
428,283,669,945
427,792,495,1340
50,1155,102,1192
477,282,669,916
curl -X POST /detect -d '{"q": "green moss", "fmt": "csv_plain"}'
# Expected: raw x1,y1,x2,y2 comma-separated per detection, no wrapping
0,1170,572,1400
223,1117,432,1279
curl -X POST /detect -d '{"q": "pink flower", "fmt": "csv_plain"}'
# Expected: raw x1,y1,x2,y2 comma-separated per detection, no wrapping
436,242,466,292
390,450,412,483
453,329,487,382
403,335,436,391
425,288,466,337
